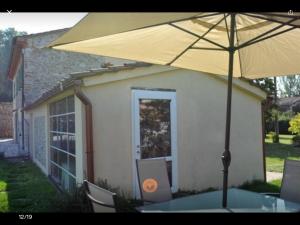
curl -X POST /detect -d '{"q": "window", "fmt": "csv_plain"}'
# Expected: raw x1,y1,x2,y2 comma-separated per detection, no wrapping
49,95,76,192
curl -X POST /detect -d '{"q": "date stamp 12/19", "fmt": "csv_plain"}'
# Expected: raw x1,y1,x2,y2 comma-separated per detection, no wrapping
19,214,33,220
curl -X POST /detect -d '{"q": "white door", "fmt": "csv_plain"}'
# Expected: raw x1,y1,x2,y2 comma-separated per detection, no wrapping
132,89,178,198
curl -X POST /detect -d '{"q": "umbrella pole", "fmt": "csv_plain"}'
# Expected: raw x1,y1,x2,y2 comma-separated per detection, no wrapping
222,13,235,208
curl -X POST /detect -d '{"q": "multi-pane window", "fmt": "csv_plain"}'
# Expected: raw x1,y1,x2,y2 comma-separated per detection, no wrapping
49,96,76,192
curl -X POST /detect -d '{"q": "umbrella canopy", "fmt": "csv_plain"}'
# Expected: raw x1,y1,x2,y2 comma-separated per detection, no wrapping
50,12,300,78
49,12,300,208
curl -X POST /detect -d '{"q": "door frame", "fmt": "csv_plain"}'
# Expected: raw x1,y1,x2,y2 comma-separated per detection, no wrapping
131,89,178,198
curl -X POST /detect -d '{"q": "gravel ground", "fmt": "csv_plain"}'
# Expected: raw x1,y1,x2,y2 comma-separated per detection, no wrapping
266,171,283,182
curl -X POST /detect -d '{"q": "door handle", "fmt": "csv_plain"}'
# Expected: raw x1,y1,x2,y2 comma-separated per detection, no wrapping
136,145,147,148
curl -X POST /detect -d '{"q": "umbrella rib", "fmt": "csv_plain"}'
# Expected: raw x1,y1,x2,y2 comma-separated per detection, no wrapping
241,13,300,29
190,47,226,51
167,15,228,65
234,22,243,78
237,26,296,50
223,13,230,43
169,23,227,51
237,17,298,49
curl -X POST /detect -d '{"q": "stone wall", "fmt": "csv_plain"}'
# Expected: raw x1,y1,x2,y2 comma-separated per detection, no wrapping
23,30,105,106
0,102,13,138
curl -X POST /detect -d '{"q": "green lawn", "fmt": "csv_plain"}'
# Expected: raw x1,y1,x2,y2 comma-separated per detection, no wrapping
265,134,300,172
239,179,281,193
0,158,71,212
1,133,297,213
0,155,285,212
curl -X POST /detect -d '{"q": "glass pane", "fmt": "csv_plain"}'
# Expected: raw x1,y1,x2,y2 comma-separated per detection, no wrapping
139,99,172,159
50,148,58,162
61,170,69,190
58,151,68,169
57,98,67,114
68,114,75,133
51,163,59,181
50,103,56,115
69,177,76,193
69,155,76,176
50,117,57,131
55,134,62,149
61,134,68,151
50,132,59,148
166,161,172,186
68,135,76,154
58,116,67,132
67,96,75,113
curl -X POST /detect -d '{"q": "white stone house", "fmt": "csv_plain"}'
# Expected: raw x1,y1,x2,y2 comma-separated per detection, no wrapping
23,62,267,197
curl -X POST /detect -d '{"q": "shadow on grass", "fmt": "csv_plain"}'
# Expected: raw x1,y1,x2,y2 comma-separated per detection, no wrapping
265,143,300,160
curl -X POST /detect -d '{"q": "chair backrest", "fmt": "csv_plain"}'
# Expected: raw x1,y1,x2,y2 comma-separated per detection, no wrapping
83,180,117,212
136,159,172,203
280,159,300,203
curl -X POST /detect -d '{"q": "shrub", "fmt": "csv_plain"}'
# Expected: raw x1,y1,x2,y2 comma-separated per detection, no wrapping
95,178,143,212
268,131,279,142
289,113,300,135
173,187,216,198
55,185,90,212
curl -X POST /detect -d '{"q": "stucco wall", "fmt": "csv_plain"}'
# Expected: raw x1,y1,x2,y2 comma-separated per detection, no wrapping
83,68,265,196
33,116,46,167
29,104,48,174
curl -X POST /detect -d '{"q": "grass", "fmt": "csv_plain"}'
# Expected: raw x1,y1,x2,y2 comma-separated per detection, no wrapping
239,179,281,193
1,132,295,212
0,158,71,212
265,134,300,172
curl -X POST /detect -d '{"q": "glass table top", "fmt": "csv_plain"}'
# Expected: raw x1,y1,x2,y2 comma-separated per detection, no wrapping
136,188,300,212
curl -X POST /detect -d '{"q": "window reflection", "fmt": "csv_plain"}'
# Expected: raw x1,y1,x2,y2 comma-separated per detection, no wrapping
139,99,171,159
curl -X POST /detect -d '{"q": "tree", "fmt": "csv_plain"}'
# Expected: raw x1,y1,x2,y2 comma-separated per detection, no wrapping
279,75,300,97
251,77,275,95
0,28,27,102
251,78,276,122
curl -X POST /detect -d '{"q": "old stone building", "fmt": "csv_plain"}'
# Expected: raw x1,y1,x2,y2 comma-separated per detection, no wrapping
7,28,132,157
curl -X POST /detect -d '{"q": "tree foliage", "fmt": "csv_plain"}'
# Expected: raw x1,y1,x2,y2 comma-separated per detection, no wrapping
0,28,27,102
288,113,300,135
279,75,300,97
251,78,276,126
251,77,275,95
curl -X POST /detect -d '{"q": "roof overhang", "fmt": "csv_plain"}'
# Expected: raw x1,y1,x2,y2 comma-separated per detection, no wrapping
7,37,27,80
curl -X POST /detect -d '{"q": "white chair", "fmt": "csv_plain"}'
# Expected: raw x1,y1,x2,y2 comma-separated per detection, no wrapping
83,180,117,212
265,159,300,204
279,159,300,203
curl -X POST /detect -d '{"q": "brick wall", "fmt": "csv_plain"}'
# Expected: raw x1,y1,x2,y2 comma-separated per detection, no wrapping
0,102,13,138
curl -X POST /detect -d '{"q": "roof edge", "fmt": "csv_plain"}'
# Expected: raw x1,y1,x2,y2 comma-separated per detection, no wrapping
24,62,152,110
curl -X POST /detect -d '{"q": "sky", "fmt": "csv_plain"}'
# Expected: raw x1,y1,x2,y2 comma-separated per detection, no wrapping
0,13,87,34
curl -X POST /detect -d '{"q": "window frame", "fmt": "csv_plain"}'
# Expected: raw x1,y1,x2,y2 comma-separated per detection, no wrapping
48,95,76,191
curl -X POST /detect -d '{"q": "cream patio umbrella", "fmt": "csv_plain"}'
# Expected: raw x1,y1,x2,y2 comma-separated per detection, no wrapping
49,12,300,208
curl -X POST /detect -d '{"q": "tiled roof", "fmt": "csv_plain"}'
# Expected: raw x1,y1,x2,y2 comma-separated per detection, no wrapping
24,62,151,110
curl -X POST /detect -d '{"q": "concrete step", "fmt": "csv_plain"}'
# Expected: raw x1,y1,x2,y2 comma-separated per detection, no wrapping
0,139,22,158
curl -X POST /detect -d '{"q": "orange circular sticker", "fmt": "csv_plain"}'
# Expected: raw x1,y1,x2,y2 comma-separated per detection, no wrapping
142,178,158,193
